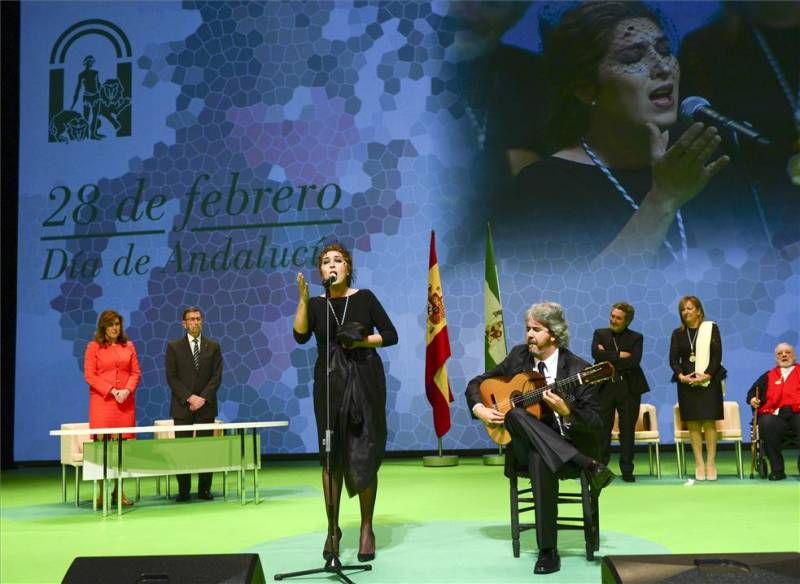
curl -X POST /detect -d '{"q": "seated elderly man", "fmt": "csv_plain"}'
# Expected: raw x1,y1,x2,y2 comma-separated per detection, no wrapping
747,342,800,481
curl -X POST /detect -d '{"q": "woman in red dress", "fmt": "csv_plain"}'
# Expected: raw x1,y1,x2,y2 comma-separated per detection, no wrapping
84,309,141,506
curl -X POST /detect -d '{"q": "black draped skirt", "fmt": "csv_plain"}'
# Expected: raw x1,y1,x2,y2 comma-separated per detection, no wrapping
313,345,387,497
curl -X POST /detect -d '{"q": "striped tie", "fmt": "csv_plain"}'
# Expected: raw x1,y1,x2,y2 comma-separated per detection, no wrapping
192,338,200,370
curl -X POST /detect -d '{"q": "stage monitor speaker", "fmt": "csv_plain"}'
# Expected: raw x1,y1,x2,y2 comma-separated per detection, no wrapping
62,553,265,584
601,552,800,583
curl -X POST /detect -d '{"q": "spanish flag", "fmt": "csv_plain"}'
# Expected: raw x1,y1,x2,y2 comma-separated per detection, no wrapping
425,230,453,438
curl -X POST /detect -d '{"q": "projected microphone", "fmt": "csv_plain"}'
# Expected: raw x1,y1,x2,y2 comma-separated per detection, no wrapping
680,96,770,147
323,273,337,287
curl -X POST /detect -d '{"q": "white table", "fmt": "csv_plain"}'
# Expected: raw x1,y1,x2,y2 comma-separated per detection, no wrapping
51,421,288,516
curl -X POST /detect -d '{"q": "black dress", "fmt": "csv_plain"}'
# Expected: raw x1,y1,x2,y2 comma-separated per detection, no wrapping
511,157,679,261
669,323,725,421
293,289,398,496
511,153,764,262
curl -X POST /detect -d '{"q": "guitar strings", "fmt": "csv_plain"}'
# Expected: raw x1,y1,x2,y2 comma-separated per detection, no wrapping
492,377,579,412
487,364,611,414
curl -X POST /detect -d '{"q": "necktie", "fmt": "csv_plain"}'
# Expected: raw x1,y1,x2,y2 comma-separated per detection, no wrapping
539,361,565,435
192,338,200,370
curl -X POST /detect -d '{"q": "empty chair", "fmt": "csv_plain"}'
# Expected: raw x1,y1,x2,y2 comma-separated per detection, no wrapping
611,404,661,478
715,401,744,479
59,422,92,506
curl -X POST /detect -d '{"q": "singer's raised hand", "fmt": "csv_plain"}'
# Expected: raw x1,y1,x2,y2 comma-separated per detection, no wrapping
649,122,730,209
296,272,309,303
293,272,310,335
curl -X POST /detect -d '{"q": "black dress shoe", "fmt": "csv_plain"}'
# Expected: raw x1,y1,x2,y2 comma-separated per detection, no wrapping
588,462,616,492
534,548,560,574
198,491,214,500
357,529,375,562
175,493,190,502
322,527,342,561
768,471,787,481
621,473,636,483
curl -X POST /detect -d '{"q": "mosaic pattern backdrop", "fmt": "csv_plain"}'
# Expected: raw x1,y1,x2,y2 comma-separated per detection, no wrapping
16,1,799,461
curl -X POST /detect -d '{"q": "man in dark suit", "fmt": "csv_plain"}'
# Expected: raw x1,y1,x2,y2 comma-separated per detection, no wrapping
591,302,650,483
165,306,223,502
466,302,614,575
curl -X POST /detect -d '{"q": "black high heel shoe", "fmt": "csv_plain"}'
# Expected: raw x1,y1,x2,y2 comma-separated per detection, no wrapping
357,529,375,562
322,527,342,560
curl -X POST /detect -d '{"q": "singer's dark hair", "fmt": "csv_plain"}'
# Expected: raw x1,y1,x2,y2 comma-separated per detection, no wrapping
541,1,670,150
317,242,354,286
94,309,129,346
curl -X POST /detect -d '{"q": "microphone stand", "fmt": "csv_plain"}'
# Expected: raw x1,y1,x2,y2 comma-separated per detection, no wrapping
275,279,371,583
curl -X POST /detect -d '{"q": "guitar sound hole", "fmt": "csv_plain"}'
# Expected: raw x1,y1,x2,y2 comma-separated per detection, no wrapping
509,390,523,408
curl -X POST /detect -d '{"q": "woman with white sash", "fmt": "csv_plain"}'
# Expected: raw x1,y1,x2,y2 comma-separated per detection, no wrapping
669,296,725,480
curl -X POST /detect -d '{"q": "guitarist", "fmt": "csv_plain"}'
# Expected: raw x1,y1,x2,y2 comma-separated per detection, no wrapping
466,302,614,575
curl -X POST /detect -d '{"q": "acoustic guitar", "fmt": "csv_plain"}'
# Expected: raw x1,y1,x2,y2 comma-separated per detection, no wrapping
478,361,614,445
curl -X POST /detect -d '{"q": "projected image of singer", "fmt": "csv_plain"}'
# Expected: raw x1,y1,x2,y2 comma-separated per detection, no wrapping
293,243,398,563
511,2,729,264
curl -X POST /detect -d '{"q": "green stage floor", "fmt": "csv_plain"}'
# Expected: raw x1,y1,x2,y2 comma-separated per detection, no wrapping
2,451,798,583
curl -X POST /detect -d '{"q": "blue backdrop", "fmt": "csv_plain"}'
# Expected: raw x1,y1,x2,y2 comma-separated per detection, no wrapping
16,1,798,461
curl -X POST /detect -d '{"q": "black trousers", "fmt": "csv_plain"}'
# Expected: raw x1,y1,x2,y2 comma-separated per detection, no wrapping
598,383,641,476
758,408,800,474
505,408,581,551
175,412,215,495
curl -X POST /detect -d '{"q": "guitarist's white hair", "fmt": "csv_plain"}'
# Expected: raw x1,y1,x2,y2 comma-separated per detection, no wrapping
524,302,570,348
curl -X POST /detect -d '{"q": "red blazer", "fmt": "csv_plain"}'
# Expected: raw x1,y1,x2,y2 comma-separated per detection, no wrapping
84,340,141,438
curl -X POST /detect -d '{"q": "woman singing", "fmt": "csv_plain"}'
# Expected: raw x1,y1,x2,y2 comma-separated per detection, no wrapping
293,243,398,562
514,1,730,263
84,309,141,506
669,295,725,481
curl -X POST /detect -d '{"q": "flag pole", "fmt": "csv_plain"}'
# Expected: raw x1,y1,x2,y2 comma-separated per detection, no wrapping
423,437,458,467
483,222,506,466
423,230,458,468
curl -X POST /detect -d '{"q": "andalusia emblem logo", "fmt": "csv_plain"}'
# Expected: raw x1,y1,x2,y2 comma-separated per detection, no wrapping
48,19,132,143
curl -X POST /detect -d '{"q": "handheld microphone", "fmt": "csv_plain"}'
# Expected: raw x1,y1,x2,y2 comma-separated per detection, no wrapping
679,96,770,147
323,273,337,287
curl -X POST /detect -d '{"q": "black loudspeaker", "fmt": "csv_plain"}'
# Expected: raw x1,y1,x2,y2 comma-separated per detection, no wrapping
601,552,800,583
62,553,265,584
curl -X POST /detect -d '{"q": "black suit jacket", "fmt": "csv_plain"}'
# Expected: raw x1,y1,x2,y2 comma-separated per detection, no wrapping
165,335,223,419
465,344,603,457
591,327,650,395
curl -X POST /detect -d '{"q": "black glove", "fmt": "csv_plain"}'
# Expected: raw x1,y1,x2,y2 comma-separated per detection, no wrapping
336,322,367,348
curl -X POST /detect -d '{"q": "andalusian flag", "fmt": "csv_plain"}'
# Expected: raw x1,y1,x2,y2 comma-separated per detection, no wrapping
425,230,453,438
484,223,507,369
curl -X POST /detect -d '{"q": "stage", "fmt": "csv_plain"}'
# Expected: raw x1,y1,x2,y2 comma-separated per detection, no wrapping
2,450,797,583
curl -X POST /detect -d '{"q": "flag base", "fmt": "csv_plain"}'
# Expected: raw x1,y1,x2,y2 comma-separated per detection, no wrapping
422,455,459,467
482,454,505,466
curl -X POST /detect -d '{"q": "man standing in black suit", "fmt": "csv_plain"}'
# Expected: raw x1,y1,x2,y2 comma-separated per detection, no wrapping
466,301,614,575
165,306,223,502
591,302,650,483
